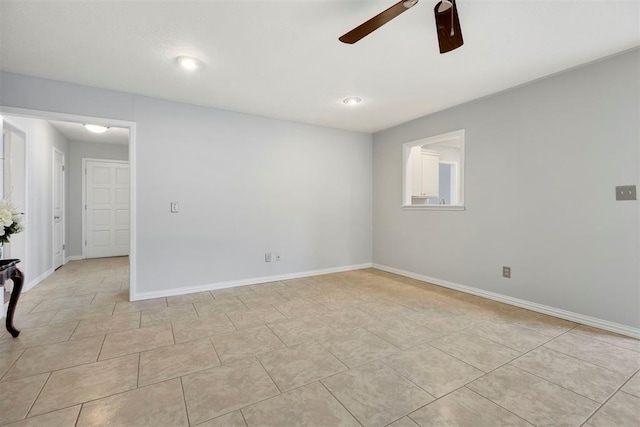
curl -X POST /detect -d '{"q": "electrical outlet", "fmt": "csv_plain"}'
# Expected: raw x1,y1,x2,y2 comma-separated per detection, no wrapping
265,253,272,263
170,202,179,213
503,266,511,278
616,185,637,201
275,253,281,261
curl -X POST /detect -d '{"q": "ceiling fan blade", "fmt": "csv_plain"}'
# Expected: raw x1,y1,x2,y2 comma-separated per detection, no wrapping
339,0,419,44
434,0,463,53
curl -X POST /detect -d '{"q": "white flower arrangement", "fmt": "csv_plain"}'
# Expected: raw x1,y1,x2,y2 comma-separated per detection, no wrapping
0,198,24,244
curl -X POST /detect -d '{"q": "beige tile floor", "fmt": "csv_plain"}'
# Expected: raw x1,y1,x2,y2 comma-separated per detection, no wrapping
1,257,639,426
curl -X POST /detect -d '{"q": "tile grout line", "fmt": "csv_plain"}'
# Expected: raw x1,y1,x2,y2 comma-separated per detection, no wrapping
577,366,640,425
1,355,108,386
88,292,98,305
179,376,192,426
255,356,283,394
317,380,365,427
460,386,534,426
569,333,640,354
0,348,25,382
507,364,603,415
263,322,289,348
458,318,570,353
538,334,639,374
193,367,287,424
396,327,577,425
618,368,640,399
68,319,82,340
313,330,366,368
378,356,440,398
207,336,224,367
238,406,250,427
21,375,160,424
74,404,82,427
463,326,622,424
136,352,141,388
96,333,108,361
511,344,633,394
23,371,52,419
564,325,640,355
618,389,640,399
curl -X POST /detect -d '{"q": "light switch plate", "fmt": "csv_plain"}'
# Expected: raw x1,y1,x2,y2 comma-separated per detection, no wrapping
616,185,637,201
170,202,179,213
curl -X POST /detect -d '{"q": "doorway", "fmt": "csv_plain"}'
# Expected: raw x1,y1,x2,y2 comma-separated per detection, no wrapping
0,107,137,300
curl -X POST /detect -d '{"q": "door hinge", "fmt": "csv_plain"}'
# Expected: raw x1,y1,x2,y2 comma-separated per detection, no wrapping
85,204,87,210
62,244,66,250
62,165,65,171
85,240,87,246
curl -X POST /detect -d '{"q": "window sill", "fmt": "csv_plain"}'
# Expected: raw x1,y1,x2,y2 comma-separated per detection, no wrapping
401,205,465,211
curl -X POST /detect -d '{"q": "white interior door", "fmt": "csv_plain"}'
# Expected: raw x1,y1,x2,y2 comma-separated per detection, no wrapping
53,148,65,268
84,160,130,258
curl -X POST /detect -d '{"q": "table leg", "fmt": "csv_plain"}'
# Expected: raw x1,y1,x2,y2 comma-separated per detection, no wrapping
6,269,23,337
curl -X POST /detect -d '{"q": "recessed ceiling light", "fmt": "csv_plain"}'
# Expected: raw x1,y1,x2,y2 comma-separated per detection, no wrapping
176,56,201,71
343,97,362,106
84,124,109,133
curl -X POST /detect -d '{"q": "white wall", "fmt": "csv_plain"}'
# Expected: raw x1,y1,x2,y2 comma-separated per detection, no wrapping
67,141,129,258
2,126,26,262
373,49,640,329
0,73,372,297
2,115,69,288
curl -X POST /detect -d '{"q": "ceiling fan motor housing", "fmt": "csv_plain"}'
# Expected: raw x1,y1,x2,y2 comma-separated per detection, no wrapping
434,0,464,53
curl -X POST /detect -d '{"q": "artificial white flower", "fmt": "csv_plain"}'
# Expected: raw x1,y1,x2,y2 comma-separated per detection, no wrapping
0,199,19,215
0,198,24,243
12,216,24,233
0,208,12,227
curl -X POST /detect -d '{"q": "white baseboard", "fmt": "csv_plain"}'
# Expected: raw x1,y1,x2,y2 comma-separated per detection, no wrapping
373,263,640,339
65,256,83,263
133,263,373,301
23,267,55,293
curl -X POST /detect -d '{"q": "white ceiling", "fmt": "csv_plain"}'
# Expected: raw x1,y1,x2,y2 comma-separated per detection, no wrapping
1,1,638,133
49,120,130,145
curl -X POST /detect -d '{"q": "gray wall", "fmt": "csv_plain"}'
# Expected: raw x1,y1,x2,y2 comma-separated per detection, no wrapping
373,49,640,328
67,141,129,257
2,116,68,286
0,72,372,297
134,96,372,293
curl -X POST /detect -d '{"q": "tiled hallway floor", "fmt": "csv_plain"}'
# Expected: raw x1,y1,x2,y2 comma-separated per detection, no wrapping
1,258,639,426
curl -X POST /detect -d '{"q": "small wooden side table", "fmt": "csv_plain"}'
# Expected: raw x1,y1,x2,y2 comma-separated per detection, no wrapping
1,259,24,337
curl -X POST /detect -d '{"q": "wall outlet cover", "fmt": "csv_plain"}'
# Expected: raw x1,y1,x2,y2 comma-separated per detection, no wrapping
616,185,637,201
502,266,511,278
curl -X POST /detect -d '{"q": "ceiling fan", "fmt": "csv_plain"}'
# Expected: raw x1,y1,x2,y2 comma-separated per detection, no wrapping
339,0,463,54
